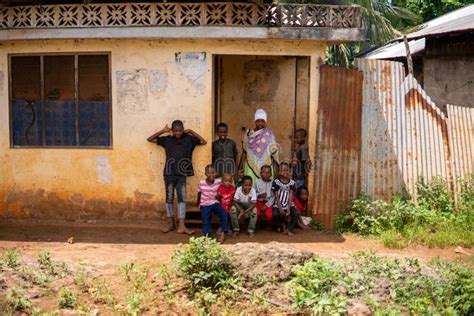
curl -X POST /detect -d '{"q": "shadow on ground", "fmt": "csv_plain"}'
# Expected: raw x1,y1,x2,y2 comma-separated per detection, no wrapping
0,222,345,245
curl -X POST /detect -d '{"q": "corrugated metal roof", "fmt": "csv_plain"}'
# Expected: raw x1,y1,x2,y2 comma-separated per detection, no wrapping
361,38,425,60
358,4,474,59
406,4,474,40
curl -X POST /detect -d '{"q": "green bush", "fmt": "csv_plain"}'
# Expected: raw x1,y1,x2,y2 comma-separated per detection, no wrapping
289,252,474,315
337,176,474,248
3,249,20,267
56,287,76,309
172,237,235,294
5,287,31,311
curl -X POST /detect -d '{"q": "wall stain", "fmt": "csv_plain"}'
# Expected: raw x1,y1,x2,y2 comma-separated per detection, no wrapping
243,59,280,106
3,189,163,222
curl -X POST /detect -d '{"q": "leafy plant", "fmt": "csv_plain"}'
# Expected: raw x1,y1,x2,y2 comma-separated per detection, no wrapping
289,252,474,315
89,282,116,307
126,292,144,316
119,263,149,291
38,251,54,273
74,262,92,292
5,287,31,311
173,237,235,294
336,176,474,248
56,287,76,309
3,249,20,267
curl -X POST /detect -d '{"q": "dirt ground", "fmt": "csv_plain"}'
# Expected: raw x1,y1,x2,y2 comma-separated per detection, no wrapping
0,222,472,314
0,221,467,274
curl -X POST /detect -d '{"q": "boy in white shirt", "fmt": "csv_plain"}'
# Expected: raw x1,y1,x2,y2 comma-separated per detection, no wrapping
230,176,257,237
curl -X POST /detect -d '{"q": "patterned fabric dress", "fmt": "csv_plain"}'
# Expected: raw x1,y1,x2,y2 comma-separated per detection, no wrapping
242,127,280,183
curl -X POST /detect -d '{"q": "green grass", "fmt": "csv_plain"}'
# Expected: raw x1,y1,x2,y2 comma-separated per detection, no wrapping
337,175,474,249
289,251,474,315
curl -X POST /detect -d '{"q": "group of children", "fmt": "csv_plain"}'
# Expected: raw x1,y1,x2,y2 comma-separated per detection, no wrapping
148,109,310,243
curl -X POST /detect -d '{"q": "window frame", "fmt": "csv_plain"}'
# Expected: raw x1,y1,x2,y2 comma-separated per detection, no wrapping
8,52,113,149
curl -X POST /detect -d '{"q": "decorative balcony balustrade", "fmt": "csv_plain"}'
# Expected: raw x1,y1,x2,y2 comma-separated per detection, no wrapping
0,2,361,29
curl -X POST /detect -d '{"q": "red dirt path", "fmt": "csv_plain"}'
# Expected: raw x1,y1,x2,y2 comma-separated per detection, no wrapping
0,222,468,274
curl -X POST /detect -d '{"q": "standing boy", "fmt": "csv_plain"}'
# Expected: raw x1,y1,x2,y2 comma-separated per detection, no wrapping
292,128,310,188
147,120,206,234
212,123,238,178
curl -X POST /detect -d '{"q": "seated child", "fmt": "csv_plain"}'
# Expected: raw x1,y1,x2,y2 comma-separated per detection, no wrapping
272,162,299,236
254,165,274,224
230,176,257,237
294,186,310,230
216,173,236,235
197,165,228,243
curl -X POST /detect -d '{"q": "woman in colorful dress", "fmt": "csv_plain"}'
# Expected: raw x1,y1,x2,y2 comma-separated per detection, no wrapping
237,109,280,183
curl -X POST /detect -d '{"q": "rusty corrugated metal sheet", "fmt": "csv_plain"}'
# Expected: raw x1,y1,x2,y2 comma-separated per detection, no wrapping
447,104,474,186
313,65,363,229
402,75,451,196
354,59,405,199
355,58,451,198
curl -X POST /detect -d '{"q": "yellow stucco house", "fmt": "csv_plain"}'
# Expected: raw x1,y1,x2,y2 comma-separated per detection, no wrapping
0,1,363,224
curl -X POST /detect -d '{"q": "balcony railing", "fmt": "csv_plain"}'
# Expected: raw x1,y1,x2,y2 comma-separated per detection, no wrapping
0,2,361,29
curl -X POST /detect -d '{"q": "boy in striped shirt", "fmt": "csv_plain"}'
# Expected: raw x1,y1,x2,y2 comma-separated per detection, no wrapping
197,165,228,243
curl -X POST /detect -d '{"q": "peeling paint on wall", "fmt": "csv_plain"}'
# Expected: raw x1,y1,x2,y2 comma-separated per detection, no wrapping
175,52,207,92
96,156,112,184
148,69,168,97
243,59,280,106
116,69,148,113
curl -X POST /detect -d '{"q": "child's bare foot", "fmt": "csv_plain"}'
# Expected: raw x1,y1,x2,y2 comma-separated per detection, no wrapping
177,219,195,235
287,230,294,236
161,217,175,233
218,233,225,243
232,231,239,238
248,232,255,238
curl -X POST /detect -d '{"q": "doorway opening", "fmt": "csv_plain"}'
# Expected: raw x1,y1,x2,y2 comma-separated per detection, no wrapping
213,55,310,163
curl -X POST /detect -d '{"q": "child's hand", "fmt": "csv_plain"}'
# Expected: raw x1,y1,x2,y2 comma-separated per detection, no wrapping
292,157,299,166
279,207,285,215
183,129,191,134
238,211,245,220
163,124,171,133
260,193,267,199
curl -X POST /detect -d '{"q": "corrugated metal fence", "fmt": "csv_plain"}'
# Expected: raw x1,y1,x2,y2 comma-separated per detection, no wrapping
447,104,474,187
354,58,472,199
312,59,473,228
313,66,363,228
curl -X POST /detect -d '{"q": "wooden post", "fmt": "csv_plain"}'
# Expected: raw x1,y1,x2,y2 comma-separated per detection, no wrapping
403,35,414,75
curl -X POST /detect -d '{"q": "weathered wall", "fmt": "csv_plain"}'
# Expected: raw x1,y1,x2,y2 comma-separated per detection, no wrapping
220,56,301,161
0,39,325,222
423,36,474,112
